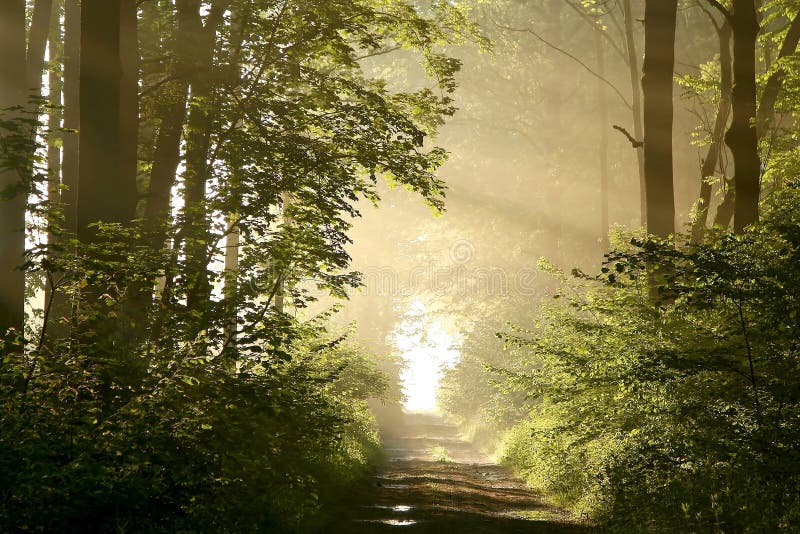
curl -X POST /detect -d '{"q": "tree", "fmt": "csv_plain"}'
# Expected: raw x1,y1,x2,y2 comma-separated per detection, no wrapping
77,0,138,243
622,0,646,225
706,0,761,233
641,0,678,237
692,17,732,242
0,1,27,336
756,13,800,137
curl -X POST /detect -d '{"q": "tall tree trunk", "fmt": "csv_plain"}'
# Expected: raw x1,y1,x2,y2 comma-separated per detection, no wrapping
77,0,133,242
596,30,610,250
756,14,800,137
119,0,139,219
26,0,54,98
143,0,198,249
61,0,79,236
692,22,732,243
223,214,239,345
727,0,761,233
0,1,28,337
183,2,219,310
45,0,70,338
148,0,229,341
621,0,646,226
641,0,678,238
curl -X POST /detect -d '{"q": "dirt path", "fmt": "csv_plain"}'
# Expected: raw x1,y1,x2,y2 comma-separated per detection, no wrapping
334,413,591,533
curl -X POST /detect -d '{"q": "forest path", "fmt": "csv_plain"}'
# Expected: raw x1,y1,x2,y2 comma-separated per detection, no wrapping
334,413,590,533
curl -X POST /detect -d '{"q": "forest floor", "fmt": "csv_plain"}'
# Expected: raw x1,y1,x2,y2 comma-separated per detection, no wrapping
330,413,591,533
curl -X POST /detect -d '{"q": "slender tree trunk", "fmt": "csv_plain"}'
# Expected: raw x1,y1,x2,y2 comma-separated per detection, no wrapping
26,0,54,98
223,215,239,345
47,0,63,252
45,0,70,337
183,2,219,310
143,1,197,248
61,0,79,236
692,22,732,243
0,1,28,337
621,0,646,226
756,14,800,137
642,0,678,238
727,0,761,233
119,0,139,220
596,30,610,250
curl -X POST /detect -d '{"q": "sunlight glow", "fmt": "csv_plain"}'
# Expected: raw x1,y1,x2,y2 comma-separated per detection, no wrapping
394,299,461,413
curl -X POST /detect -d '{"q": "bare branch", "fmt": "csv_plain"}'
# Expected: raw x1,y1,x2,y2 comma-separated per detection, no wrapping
495,21,633,111
614,124,644,147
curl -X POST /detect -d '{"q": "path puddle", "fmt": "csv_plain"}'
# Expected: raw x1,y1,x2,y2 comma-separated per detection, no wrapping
380,519,417,526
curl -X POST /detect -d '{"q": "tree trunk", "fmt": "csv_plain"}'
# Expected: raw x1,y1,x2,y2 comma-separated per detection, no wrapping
641,0,678,238
727,0,761,233
183,2,219,310
143,0,198,248
621,0,646,226
26,0,54,98
45,0,70,338
714,183,735,228
595,30,610,250
223,214,239,346
692,22,732,243
119,0,139,220
756,14,800,137
61,0,79,236
0,1,28,336
77,0,137,243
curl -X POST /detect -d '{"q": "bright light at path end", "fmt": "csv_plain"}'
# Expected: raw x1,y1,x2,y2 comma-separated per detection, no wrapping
394,300,461,413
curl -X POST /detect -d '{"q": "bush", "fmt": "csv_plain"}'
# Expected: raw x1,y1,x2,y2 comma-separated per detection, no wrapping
478,185,800,531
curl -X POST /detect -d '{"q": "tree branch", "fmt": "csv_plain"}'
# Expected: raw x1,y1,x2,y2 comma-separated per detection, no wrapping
704,0,734,26
613,124,643,147
494,21,633,111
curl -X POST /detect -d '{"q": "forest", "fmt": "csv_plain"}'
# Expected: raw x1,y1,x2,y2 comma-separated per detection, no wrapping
1,0,800,532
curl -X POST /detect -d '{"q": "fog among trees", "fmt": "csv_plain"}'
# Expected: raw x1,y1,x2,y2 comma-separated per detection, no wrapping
2,0,800,531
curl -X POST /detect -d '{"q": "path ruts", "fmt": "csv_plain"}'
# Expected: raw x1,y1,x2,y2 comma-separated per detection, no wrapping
332,413,591,533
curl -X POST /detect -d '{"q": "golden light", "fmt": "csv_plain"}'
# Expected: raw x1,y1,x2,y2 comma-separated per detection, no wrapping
393,299,461,413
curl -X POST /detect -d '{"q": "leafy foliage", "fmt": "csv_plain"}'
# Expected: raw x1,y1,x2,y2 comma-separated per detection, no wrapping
0,1,474,531
470,186,800,531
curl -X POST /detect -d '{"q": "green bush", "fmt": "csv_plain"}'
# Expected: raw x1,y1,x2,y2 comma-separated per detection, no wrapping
471,185,800,531
0,323,385,532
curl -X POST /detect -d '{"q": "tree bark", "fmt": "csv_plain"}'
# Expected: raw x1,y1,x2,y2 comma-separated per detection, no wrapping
692,22,732,242
77,0,137,243
119,0,140,220
621,0,646,226
641,0,678,238
61,0,79,236
0,1,28,336
45,0,71,338
726,0,761,233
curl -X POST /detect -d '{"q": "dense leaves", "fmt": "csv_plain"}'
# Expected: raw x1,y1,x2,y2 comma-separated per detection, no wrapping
0,0,472,531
